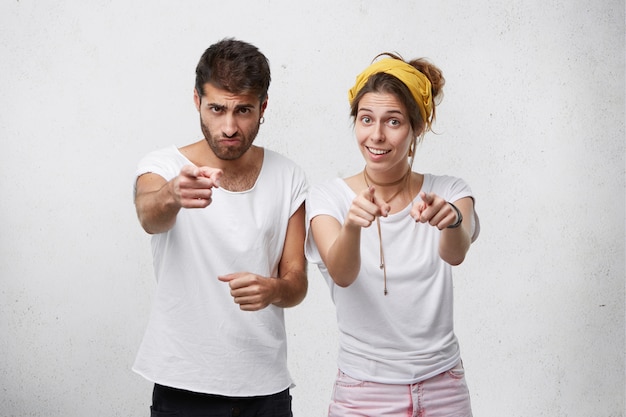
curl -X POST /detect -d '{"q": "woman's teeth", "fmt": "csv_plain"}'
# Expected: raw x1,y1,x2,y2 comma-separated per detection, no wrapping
368,147,389,155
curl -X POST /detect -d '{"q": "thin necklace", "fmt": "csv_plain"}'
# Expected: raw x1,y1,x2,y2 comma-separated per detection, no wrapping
363,166,411,295
363,171,408,187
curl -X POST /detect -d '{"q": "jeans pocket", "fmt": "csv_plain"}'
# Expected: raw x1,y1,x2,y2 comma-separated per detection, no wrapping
271,393,293,417
150,406,179,417
272,400,293,417
446,360,466,380
335,370,365,388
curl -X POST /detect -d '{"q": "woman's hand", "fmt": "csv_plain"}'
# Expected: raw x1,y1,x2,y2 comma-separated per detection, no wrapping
410,191,459,229
346,186,391,229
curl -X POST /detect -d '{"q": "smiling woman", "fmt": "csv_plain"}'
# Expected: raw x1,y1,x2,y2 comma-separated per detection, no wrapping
355,92,414,188
305,53,480,416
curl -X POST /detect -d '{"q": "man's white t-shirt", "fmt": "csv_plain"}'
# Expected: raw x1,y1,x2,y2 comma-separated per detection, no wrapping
133,145,307,396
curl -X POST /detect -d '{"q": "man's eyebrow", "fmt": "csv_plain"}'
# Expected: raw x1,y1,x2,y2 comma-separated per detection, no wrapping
234,103,256,110
206,103,256,110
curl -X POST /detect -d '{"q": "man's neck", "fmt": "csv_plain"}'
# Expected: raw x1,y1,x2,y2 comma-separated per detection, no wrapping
181,141,264,191
218,146,264,192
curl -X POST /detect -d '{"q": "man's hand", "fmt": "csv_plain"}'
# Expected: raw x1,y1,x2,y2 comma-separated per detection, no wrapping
135,165,223,234
218,273,278,311
172,165,223,208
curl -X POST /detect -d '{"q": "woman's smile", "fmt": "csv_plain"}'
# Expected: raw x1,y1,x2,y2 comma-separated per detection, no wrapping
366,146,391,156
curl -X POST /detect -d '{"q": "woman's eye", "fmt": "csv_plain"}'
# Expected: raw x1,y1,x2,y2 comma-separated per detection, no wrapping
361,116,371,124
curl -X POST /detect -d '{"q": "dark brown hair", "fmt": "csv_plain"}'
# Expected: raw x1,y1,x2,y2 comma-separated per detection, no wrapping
195,38,271,103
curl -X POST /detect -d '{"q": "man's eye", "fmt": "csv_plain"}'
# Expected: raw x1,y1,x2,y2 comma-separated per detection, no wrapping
361,116,371,124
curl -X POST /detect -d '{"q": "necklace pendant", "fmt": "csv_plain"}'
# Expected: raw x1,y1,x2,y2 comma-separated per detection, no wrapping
379,263,384,269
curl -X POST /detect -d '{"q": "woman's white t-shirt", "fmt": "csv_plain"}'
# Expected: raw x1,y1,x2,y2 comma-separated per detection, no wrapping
305,173,479,384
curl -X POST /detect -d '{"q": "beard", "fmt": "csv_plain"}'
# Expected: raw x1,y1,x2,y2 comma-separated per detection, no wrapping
200,117,261,161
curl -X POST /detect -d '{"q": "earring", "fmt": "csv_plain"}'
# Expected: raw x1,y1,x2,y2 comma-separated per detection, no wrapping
259,116,265,124
408,138,416,157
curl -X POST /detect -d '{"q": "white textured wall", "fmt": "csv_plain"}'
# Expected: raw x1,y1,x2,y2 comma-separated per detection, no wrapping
1,1,624,416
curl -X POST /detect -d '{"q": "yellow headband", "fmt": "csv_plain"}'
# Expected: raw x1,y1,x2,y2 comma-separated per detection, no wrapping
348,58,433,126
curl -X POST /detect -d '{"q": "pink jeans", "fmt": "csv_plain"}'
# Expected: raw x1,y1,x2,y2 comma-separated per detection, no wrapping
328,361,473,417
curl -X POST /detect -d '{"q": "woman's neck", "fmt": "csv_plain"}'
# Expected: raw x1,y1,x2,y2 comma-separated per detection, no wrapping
363,164,411,187
363,165,412,205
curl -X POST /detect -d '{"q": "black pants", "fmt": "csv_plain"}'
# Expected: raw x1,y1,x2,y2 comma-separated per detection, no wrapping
150,384,293,417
